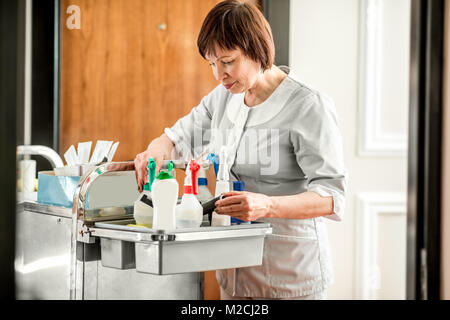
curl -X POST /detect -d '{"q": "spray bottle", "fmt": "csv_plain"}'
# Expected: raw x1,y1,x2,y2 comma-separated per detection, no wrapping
211,146,231,226
175,159,203,228
151,162,178,230
133,157,156,227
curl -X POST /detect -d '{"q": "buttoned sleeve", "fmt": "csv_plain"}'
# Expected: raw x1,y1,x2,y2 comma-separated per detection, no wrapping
289,91,347,221
164,85,222,160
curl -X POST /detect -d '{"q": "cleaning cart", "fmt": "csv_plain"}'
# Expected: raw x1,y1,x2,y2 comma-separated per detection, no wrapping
15,160,272,300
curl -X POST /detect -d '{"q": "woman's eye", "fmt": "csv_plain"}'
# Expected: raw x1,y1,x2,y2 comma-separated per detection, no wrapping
222,60,233,65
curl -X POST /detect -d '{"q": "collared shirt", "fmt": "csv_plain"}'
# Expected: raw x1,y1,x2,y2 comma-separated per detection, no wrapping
165,66,347,298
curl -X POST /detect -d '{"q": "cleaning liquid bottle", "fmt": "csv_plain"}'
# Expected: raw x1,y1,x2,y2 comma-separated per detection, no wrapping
176,159,203,228
211,146,231,226
230,181,251,225
133,157,156,227
151,165,178,230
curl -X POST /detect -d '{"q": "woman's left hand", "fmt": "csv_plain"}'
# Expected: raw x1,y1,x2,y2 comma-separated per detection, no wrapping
214,191,273,222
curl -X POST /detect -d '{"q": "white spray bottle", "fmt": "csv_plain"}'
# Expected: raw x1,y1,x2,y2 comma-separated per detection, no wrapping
211,146,231,226
133,157,155,227
176,159,203,228
151,164,178,230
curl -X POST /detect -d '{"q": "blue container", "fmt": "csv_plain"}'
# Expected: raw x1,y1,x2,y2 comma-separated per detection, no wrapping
230,181,250,225
37,171,87,208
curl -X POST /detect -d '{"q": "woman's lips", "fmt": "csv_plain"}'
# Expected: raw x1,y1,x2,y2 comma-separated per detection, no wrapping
223,81,236,90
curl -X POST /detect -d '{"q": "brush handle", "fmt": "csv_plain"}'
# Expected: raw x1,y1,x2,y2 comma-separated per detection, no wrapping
201,194,226,223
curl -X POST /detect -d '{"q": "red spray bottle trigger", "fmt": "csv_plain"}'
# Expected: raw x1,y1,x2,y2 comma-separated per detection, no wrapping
189,159,200,195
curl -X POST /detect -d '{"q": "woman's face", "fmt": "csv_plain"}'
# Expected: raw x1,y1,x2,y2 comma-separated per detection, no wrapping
205,46,262,94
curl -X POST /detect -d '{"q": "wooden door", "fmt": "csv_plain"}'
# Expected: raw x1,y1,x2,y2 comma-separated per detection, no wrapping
60,0,220,162
60,0,222,300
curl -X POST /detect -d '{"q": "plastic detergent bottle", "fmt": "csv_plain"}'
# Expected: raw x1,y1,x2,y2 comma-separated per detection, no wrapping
231,181,250,225
211,146,231,226
176,159,203,228
151,168,178,230
133,158,156,227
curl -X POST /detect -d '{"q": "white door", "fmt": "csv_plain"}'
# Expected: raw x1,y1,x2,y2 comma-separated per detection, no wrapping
289,0,410,299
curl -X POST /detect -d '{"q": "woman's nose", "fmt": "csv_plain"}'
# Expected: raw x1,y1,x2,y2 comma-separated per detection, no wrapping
215,65,227,82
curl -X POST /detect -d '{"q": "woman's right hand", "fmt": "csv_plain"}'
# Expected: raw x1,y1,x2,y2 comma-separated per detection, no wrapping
134,149,164,193
134,134,175,193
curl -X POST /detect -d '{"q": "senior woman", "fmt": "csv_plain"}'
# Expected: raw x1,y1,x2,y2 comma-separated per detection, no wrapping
134,0,347,300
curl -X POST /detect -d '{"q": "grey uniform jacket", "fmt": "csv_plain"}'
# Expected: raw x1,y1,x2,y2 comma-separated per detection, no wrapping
165,66,347,298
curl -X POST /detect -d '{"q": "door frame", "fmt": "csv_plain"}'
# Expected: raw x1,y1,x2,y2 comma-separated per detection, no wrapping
262,0,290,66
0,0,24,299
407,0,444,300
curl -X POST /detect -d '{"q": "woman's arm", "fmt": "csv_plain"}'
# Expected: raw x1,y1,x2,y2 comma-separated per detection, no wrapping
270,191,333,219
149,133,175,159
134,85,222,192
214,190,333,221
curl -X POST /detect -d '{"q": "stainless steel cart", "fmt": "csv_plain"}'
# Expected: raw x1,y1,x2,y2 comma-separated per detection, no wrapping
15,161,272,300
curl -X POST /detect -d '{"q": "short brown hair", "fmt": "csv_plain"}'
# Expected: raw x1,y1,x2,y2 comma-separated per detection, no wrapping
197,0,275,70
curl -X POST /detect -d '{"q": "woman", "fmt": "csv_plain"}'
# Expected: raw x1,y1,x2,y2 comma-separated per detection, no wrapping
134,0,346,300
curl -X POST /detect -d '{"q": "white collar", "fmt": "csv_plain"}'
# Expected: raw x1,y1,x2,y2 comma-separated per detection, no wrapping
226,67,299,127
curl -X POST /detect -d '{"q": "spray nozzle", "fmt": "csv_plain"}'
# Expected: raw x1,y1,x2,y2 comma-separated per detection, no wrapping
207,153,219,177
189,159,200,195
144,157,157,191
167,160,174,174
183,159,200,195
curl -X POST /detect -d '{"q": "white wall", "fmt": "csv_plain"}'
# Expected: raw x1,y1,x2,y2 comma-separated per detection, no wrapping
289,0,409,299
